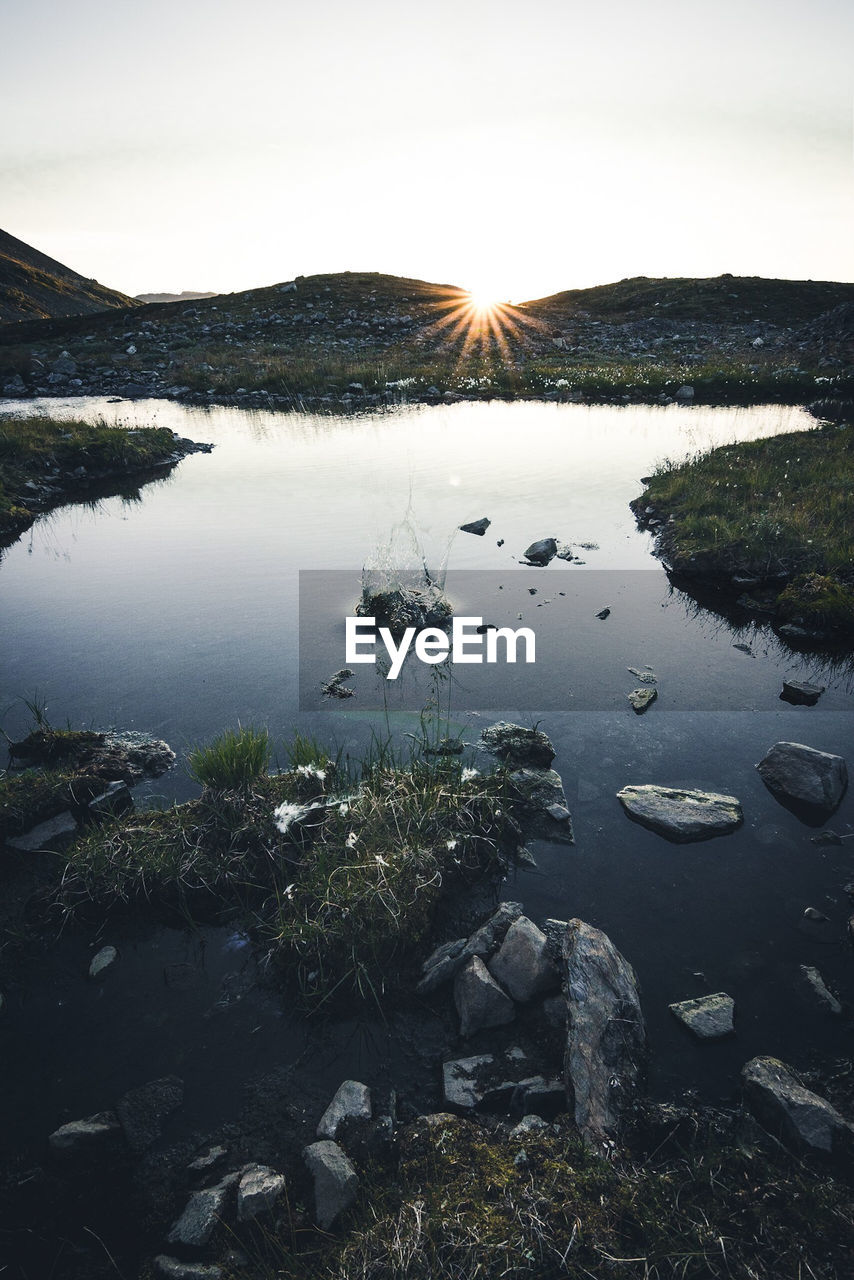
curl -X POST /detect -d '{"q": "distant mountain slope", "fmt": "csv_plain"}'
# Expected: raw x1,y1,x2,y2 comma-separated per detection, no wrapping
0,228,138,323
136,290,218,304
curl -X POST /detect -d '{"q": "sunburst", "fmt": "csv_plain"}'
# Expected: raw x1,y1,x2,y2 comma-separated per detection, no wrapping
417,287,549,375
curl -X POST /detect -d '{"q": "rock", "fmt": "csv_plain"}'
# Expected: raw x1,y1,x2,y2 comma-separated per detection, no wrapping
416,938,467,994
668,993,735,1039
479,722,555,769
117,1076,184,1152
756,742,847,815
424,736,465,755
459,517,491,535
596,608,611,620
461,902,523,960
741,1056,854,1160
317,1080,372,1139
356,581,452,635
508,768,574,843
780,680,825,706
51,355,77,375
509,1114,551,1139
800,966,842,1015
167,1174,236,1247
187,1145,228,1173
628,687,657,714
441,1054,497,1109
454,956,515,1037
2,373,27,394
154,1258,223,1280
237,1164,286,1221
88,945,118,979
88,780,134,819
49,1111,121,1155
563,919,646,1146
523,537,558,566
675,385,695,400
513,1077,565,1118
302,1140,359,1230
616,785,743,842
7,811,78,851
488,917,560,1003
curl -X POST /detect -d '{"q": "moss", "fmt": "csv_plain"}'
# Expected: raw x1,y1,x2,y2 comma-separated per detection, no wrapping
0,767,73,841
776,572,854,632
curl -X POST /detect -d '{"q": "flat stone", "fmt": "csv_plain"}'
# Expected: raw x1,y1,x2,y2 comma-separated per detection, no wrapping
154,1258,223,1280
117,1076,184,1152
756,741,847,815
668,993,735,1039
237,1164,286,1221
49,1111,121,1155
187,1144,228,1173
780,680,825,706
742,1056,854,1160
317,1080,372,1139
459,517,490,535
441,1054,497,1109
488,916,560,1003
166,1175,236,1247
616,785,743,842
509,1114,551,1139
563,919,646,1146
800,966,842,1015
88,945,118,979
7,810,78,851
454,956,515,1037
628,687,657,714
303,1140,359,1230
479,722,555,769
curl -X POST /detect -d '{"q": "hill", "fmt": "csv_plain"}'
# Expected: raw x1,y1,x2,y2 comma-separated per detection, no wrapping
0,228,138,323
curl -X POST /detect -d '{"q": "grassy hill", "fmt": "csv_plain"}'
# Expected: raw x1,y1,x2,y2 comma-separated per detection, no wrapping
0,228,138,323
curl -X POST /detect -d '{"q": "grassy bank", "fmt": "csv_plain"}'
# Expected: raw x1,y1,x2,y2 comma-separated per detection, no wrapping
222,1110,854,1280
0,415,202,543
58,728,520,1004
635,419,854,633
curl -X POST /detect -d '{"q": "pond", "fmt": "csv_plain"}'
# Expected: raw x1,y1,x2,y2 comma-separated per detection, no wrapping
1,395,851,1157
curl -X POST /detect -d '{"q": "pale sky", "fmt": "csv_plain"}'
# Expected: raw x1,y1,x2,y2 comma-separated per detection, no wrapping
2,0,852,300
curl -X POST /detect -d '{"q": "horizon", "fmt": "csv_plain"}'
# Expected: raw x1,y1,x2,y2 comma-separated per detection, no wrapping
3,0,854,301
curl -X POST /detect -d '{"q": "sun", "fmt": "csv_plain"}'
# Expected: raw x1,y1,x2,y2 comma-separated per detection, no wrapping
467,290,502,316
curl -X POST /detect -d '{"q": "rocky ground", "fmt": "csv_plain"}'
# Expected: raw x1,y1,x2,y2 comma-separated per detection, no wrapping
0,272,851,410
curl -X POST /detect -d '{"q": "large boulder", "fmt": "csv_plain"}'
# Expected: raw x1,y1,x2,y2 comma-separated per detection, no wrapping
488,916,560,1003
563,919,646,1147
616,785,742,842
317,1080,372,1140
741,1056,854,1160
479,722,555,770
303,1140,359,1230
756,742,847,815
454,956,515,1037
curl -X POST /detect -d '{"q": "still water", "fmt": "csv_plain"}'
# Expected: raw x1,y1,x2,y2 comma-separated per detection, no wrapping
1,396,851,1148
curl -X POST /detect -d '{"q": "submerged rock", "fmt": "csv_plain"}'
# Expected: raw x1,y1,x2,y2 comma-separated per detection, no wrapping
668,992,735,1039
800,965,842,1015
459,517,491,535
616,784,743,842
317,1080,372,1139
563,919,646,1146
479,722,555,770
522,537,558,566
742,1056,854,1160
454,956,515,1037
756,741,847,815
488,916,560,1003
303,1140,359,1229
88,944,118,980
628,687,657,714
154,1258,223,1280
780,680,825,706
49,1111,121,1155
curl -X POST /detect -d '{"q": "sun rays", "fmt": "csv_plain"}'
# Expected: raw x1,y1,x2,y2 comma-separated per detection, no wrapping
416,287,550,376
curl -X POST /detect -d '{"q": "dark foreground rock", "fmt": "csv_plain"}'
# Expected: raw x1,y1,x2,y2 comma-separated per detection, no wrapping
756,741,848,815
459,517,490,535
303,1139,359,1229
454,956,515,1037
742,1056,854,1161
479,721,556,769
522,537,558,565
563,919,646,1147
780,679,825,706
668,993,735,1039
488,916,560,1003
616,784,743,842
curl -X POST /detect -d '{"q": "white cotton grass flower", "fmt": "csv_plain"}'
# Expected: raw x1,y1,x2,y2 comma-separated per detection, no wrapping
461,767,479,783
346,831,358,849
375,854,389,866
274,801,306,834
295,763,326,782
338,802,350,817
446,838,458,851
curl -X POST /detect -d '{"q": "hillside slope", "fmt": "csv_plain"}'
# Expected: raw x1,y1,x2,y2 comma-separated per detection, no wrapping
0,228,138,323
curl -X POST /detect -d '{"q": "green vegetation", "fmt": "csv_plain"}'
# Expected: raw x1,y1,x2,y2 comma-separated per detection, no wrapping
0,415,186,541
187,725,272,791
637,421,854,632
59,729,518,1003
227,1112,854,1280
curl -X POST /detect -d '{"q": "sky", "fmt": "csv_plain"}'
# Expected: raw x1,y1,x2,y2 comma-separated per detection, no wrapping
2,0,853,301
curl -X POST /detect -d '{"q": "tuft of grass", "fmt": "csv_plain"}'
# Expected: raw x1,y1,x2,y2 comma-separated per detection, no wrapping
187,725,272,792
